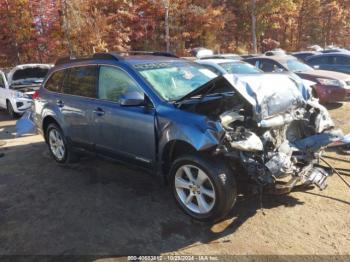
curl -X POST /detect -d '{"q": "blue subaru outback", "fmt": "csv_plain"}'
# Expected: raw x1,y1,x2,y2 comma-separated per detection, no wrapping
33,52,345,222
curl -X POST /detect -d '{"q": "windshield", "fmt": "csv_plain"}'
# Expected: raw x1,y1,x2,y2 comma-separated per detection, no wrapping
135,61,218,101
219,61,261,74
285,60,314,72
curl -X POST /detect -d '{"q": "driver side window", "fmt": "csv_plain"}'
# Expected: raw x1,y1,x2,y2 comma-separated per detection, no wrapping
98,66,142,103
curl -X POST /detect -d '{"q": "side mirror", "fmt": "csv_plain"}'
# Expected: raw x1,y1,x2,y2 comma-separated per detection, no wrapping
120,91,145,106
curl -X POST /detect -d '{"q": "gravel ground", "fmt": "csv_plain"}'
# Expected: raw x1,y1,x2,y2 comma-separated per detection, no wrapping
0,103,349,256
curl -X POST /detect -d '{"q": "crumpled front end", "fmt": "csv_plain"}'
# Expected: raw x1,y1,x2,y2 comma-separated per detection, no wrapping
216,74,346,193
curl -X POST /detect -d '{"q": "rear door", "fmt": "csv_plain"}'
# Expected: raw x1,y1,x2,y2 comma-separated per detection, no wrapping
91,65,156,167
59,65,98,149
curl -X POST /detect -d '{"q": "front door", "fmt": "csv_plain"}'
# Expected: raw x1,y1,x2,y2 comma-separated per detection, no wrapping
92,65,156,166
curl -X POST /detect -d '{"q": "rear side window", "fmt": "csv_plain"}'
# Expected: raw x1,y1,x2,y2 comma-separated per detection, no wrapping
63,66,98,98
98,66,142,103
45,70,65,92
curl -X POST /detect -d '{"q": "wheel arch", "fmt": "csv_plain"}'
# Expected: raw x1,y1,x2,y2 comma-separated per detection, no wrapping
42,115,61,143
160,139,216,181
6,98,13,108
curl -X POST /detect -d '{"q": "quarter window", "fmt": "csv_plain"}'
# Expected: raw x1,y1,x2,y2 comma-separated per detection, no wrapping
45,70,65,92
63,66,98,98
98,66,142,102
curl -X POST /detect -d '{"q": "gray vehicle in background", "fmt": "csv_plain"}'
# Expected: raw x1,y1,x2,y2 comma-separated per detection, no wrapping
196,58,263,75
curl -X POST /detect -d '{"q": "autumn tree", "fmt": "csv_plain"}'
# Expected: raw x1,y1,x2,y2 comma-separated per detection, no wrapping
2,0,350,67
0,0,35,65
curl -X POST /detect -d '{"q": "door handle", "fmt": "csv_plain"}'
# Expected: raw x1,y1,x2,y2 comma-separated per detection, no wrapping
93,107,105,116
56,100,64,107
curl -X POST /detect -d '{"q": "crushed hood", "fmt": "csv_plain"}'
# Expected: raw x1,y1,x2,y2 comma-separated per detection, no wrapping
223,73,310,121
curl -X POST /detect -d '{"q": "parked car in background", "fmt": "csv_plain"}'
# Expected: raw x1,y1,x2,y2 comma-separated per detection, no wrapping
308,45,323,52
196,56,314,95
196,58,262,75
240,54,258,59
320,48,350,54
291,51,321,62
33,52,345,222
191,48,242,60
305,53,350,74
0,64,52,117
213,53,242,60
264,48,286,56
244,55,350,103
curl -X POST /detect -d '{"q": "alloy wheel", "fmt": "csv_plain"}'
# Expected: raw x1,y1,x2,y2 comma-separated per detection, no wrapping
48,128,65,161
174,164,216,214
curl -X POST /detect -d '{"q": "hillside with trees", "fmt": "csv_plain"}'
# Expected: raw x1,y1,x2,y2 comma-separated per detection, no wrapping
0,0,349,66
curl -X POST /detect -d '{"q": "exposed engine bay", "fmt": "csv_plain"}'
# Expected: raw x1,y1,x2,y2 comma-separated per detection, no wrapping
180,74,346,193
219,100,341,193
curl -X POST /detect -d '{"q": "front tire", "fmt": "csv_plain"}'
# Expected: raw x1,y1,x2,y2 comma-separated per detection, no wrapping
170,154,237,222
46,123,78,164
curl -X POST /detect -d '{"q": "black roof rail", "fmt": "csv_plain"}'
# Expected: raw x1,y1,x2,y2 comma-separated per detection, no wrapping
55,51,178,65
55,56,96,65
93,52,124,61
55,56,74,65
55,53,122,65
110,51,178,58
152,51,178,58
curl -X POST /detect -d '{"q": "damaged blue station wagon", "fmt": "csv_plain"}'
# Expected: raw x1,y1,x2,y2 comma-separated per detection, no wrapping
33,52,348,222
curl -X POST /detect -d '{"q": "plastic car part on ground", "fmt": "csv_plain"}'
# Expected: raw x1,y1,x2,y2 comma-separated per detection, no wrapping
15,110,37,136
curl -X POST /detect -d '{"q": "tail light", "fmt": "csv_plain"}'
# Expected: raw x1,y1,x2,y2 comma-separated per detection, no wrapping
32,91,40,100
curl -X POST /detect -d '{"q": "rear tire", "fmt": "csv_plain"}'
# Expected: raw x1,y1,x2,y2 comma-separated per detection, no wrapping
46,123,79,164
170,154,237,222
6,101,18,119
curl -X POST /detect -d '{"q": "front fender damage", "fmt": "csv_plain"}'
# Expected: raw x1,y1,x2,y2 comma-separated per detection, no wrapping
213,75,349,194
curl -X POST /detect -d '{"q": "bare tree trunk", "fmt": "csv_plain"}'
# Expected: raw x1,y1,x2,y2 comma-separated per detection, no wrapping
62,0,74,56
4,0,20,64
163,0,170,52
251,0,257,53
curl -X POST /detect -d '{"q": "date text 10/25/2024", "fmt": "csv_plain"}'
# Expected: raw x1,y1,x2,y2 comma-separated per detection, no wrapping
128,256,219,261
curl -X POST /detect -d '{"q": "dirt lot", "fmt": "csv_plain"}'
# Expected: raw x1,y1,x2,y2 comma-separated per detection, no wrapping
0,103,350,256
